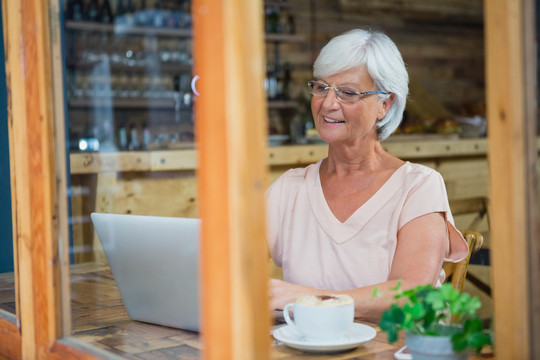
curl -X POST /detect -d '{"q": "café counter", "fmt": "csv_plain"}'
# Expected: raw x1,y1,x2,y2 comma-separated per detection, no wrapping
69,137,491,263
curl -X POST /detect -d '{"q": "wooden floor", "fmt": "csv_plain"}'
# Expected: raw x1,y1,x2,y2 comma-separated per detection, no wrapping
0,272,14,314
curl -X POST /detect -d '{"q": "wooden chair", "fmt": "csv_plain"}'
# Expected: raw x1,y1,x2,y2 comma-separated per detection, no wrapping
443,230,484,292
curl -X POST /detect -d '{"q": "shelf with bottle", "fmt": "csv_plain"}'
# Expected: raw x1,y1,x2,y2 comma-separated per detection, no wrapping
68,95,295,111
64,0,305,152
65,19,304,43
65,0,192,32
64,20,193,38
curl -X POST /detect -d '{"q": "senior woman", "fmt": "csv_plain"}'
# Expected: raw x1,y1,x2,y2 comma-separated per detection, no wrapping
266,28,468,322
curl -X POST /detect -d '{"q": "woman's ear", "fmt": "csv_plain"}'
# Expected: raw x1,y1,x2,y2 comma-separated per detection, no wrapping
378,93,395,119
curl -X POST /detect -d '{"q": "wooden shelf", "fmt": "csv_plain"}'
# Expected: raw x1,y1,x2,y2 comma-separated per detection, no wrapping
65,21,192,38
69,138,495,174
265,33,305,42
66,21,305,43
69,97,296,110
265,1,293,8
69,97,177,109
66,61,192,73
267,100,298,109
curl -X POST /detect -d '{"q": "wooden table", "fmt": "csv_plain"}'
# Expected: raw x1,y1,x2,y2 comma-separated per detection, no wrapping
69,263,404,359
1,263,494,359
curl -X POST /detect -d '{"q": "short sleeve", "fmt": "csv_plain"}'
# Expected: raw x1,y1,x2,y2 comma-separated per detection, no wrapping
399,169,469,263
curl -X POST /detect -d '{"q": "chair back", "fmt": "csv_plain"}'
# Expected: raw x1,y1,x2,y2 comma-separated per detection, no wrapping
443,230,484,292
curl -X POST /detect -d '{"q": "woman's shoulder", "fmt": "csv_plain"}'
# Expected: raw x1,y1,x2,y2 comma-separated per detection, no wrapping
274,161,320,183
401,161,441,178
398,161,446,193
267,161,320,193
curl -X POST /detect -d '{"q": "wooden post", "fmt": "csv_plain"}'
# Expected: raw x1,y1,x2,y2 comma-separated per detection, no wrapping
192,0,271,359
2,0,100,358
3,0,62,356
484,0,540,358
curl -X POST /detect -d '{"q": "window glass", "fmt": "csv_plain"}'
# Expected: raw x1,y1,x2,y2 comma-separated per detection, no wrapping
0,5,15,317
63,0,200,356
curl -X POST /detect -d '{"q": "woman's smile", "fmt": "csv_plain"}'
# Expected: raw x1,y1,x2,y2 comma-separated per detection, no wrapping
323,116,345,124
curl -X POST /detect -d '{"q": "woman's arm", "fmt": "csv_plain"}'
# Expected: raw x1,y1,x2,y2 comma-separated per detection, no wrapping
269,212,448,323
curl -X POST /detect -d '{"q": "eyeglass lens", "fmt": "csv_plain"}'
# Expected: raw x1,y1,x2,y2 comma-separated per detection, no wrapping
308,81,360,102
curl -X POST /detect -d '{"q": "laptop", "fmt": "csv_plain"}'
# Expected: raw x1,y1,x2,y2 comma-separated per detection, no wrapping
90,212,201,332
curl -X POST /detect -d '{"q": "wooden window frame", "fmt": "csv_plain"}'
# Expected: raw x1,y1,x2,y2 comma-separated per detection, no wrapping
0,0,538,359
484,0,540,358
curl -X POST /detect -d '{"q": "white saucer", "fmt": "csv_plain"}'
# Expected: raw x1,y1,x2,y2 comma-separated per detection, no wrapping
272,323,377,353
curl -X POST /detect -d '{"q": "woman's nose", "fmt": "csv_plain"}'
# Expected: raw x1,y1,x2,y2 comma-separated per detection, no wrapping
321,88,340,109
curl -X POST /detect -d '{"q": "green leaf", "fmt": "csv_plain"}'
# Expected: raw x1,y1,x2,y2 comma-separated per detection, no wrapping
451,332,469,352
389,280,403,292
426,291,445,311
468,332,492,353
380,305,404,331
463,318,483,334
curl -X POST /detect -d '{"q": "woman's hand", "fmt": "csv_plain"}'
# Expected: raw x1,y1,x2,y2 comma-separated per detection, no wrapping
269,278,322,310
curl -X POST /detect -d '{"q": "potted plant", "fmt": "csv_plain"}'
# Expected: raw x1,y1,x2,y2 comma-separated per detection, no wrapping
373,281,492,360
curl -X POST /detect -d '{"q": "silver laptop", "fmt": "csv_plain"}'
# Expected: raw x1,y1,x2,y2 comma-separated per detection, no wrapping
90,212,201,332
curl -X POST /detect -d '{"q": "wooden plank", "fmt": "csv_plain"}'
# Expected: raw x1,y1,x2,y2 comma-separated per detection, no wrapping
69,138,491,174
485,0,539,358
93,173,117,265
436,158,490,200
2,0,105,357
4,0,58,356
0,315,21,360
49,0,72,337
382,138,487,159
193,0,270,359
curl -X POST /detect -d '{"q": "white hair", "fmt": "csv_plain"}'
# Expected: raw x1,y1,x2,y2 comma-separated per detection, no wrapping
313,28,409,140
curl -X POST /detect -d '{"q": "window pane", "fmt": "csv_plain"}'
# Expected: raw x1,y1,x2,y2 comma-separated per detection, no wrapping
63,0,200,357
0,5,15,316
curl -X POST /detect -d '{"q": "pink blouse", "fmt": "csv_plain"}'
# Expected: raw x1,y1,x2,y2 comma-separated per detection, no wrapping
266,161,468,291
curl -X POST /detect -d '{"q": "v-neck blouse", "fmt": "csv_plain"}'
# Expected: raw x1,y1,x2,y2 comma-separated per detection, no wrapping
266,160,468,291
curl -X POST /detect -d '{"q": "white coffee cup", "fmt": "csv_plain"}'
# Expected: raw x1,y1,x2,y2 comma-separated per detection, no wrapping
283,294,354,341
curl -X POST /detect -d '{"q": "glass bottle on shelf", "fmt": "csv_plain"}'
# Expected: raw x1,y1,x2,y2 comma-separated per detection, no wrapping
265,6,280,34
142,122,151,149
129,123,140,150
265,64,278,100
115,0,135,26
281,62,292,100
118,124,128,150
85,0,101,23
65,0,85,21
98,0,114,24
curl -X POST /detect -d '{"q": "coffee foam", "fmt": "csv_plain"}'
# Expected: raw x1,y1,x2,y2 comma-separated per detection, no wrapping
295,294,353,307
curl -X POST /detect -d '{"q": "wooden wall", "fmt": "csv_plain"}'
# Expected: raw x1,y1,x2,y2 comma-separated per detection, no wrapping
279,0,485,120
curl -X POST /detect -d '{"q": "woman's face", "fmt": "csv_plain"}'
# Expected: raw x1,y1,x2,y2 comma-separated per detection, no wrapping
311,66,394,146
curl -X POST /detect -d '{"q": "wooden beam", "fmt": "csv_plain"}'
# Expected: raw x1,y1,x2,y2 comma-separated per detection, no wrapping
0,315,21,359
192,0,270,359
2,0,97,358
484,0,540,358
4,0,57,356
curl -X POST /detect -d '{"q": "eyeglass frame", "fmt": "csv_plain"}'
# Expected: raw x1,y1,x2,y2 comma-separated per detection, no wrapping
307,80,389,103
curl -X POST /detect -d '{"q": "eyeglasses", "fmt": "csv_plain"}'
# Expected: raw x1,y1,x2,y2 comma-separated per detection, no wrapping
307,80,389,103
